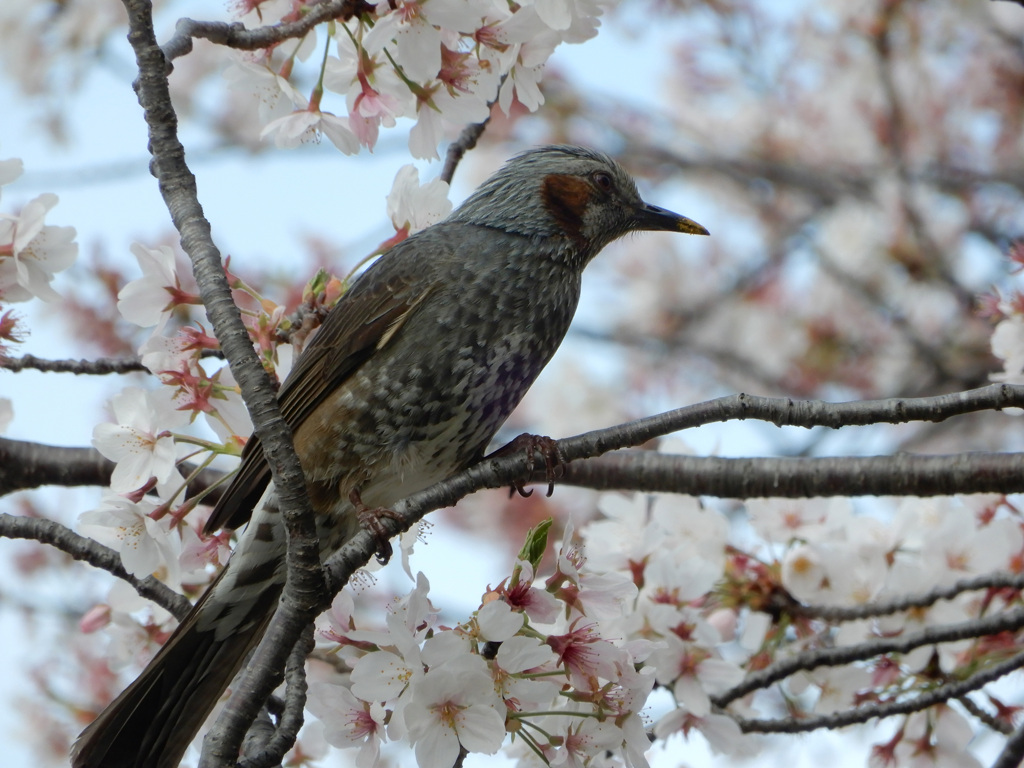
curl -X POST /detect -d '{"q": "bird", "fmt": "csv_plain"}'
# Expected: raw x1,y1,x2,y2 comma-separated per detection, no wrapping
71,145,708,768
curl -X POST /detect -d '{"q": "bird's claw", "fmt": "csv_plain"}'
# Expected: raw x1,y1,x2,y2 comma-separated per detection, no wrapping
349,489,397,564
491,433,565,498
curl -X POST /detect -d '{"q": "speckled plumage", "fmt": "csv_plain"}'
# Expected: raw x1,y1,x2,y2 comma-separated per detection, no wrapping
71,146,708,768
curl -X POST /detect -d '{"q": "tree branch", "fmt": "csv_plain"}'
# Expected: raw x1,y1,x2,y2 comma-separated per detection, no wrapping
0,437,226,502
554,451,1024,498
2,349,224,375
161,1,366,62
994,718,1024,768
0,513,190,619
236,625,314,768
786,572,1024,622
957,695,1014,735
728,650,1024,734
120,2,325,764
440,116,491,185
0,438,115,496
9,386,1024,509
713,607,1024,709
2,354,148,374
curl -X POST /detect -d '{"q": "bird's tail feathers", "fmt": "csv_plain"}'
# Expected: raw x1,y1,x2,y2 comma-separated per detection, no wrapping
71,569,279,768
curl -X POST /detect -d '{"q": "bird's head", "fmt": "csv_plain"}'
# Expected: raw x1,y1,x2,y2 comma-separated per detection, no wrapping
451,145,708,263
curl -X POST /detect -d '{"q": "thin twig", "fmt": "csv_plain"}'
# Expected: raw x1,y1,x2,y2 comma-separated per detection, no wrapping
957,695,1014,735
991,717,1024,768
162,1,366,62
3,354,148,374
713,607,1024,709
787,572,1024,622
2,349,224,375
727,651,1024,734
440,116,491,185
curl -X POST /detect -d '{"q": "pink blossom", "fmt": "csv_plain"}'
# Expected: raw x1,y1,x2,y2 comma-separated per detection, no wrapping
79,493,181,584
260,109,359,154
386,165,452,235
0,191,77,302
402,665,506,768
546,621,628,692
307,681,387,768
92,386,188,495
118,243,189,331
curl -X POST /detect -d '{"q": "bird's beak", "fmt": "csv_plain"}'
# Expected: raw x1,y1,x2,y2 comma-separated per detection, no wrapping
634,203,709,236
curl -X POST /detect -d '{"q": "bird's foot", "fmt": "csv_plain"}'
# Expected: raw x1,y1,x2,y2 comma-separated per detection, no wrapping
488,433,565,498
349,489,398,564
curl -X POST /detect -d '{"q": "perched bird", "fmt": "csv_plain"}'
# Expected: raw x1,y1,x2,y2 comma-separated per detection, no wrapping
71,145,708,768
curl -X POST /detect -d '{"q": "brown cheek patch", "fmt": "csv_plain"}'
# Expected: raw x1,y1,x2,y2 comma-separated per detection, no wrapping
541,174,592,247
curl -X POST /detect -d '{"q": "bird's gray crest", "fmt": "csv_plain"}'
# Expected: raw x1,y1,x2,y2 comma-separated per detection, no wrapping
448,145,644,244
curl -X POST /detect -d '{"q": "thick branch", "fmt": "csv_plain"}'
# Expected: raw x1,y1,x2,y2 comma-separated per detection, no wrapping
0,438,114,496
236,626,314,768
120,2,324,764
555,451,1024,497
0,437,225,501
10,385,1022,498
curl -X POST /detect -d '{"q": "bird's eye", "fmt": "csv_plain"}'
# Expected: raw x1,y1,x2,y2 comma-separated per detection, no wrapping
592,171,613,192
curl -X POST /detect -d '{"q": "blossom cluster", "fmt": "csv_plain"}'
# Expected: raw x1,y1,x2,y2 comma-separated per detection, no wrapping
307,522,660,768
297,488,1024,768
230,0,607,159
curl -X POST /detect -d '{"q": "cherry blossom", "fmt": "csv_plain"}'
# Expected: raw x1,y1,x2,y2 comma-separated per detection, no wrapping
260,108,360,153
222,51,308,124
79,493,181,584
92,386,189,495
118,243,189,331
991,314,1024,384
545,620,630,692
490,634,559,711
553,717,626,768
0,191,77,302
649,634,745,717
306,680,387,768
493,558,561,623
402,665,506,768
653,708,750,757
349,608,427,711
386,165,452,235
475,599,526,642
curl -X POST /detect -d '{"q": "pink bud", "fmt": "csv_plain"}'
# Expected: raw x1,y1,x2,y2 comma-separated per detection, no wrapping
79,604,112,634
707,608,737,642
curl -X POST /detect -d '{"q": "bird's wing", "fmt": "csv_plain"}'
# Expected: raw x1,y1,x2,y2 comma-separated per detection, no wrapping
203,257,435,534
